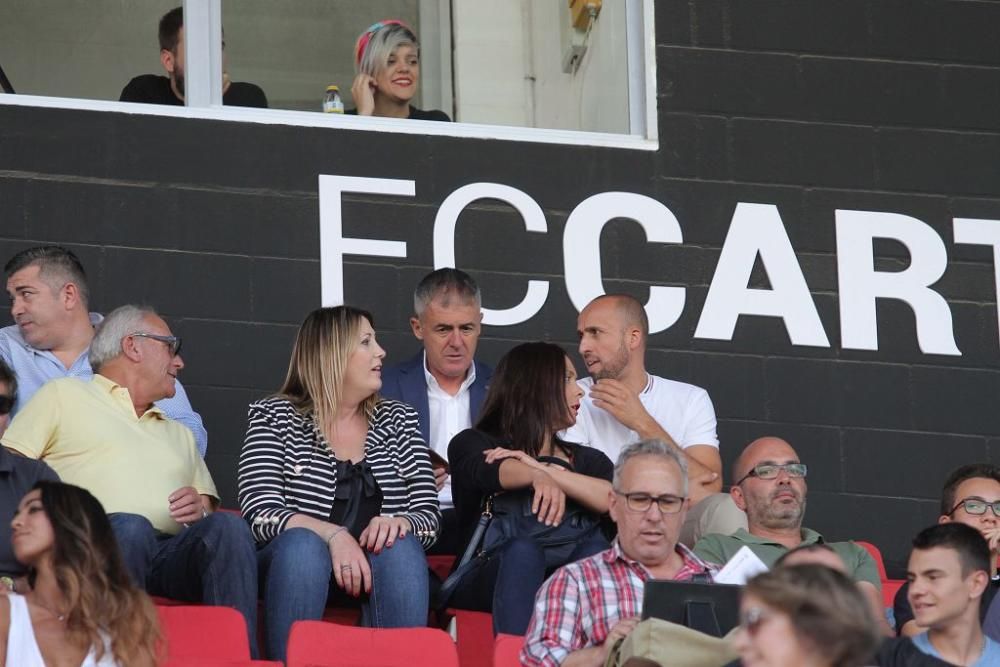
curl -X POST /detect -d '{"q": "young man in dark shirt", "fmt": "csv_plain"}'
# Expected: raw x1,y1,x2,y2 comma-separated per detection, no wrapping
120,6,267,108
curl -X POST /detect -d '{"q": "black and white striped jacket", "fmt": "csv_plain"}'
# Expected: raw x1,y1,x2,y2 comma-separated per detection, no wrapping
238,396,440,548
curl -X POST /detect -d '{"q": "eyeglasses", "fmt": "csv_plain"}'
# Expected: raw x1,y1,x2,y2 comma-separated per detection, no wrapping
736,463,808,486
739,607,773,636
614,491,686,514
0,395,13,416
130,332,182,356
949,497,1000,518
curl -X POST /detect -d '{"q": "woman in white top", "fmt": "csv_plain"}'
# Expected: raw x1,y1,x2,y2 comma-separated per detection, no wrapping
1,481,159,666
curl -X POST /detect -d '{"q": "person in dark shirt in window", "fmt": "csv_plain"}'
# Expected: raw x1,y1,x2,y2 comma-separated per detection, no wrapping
348,20,449,121
120,6,267,108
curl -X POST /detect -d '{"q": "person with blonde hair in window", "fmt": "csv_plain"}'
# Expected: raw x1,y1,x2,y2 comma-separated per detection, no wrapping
348,20,450,121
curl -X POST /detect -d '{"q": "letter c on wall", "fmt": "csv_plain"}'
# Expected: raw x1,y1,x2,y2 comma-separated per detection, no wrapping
433,183,549,326
563,192,685,334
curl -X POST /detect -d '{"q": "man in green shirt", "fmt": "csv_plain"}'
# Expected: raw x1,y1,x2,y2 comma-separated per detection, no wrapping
693,436,881,592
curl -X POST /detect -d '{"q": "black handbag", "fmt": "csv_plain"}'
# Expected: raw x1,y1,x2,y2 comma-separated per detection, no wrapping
435,486,603,609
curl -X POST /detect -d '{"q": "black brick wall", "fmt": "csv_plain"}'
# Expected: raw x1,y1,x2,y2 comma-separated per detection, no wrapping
1,0,998,576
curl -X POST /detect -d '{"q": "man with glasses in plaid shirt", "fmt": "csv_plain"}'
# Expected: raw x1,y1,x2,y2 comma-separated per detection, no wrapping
694,436,881,594
521,439,720,667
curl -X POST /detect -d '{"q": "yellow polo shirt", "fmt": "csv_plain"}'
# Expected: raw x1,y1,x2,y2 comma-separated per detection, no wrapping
1,375,217,535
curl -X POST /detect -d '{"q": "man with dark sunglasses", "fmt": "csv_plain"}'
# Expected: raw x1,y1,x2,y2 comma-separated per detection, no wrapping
693,437,882,596
894,463,1000,640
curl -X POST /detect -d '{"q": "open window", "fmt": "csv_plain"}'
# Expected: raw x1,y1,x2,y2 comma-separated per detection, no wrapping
0,0,656,149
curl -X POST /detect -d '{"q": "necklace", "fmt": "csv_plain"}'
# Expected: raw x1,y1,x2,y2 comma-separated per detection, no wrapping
31,597,66,622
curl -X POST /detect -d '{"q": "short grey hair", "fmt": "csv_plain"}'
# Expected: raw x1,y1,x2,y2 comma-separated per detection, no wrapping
413,268,481,317
613,439,689,497
358,22,419,77
89,305,157,371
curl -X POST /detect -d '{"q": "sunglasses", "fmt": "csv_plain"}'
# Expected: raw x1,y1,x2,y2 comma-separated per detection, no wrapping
0,395,12,416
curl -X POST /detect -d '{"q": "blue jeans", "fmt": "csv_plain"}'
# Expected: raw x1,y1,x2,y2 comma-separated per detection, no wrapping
109,512,259,658
256,527,429,661
450,534,609,635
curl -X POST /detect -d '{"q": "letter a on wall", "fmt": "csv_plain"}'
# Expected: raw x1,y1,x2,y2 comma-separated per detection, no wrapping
695,203,830,347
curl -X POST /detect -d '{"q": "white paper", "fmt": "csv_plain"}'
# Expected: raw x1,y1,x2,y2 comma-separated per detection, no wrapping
713,546,770,585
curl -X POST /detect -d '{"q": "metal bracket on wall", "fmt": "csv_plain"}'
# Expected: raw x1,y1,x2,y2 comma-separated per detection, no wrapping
561,0,602,74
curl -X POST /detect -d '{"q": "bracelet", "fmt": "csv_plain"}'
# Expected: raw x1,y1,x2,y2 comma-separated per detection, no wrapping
326,527,347,545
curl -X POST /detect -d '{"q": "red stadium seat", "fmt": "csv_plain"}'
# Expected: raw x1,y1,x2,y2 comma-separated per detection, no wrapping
451,609,494,667
286,621,459,667
493,634,525,667
429,554,457,582
156,605,258,665
856,540,906,607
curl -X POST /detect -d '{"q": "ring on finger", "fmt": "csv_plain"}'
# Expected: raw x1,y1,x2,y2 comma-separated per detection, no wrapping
340,564,352,571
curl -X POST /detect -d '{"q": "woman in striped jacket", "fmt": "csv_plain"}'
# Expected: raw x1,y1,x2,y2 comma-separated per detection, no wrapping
238,306,439,661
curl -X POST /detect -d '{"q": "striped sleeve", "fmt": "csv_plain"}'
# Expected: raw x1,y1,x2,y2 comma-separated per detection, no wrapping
238,399,297,543
376,401,440,548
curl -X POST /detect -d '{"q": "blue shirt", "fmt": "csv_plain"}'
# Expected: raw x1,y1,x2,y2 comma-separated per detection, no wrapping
912,631,1000,666
0,314,207,456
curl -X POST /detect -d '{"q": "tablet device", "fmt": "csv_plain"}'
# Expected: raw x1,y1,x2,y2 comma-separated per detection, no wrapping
641,579,741,637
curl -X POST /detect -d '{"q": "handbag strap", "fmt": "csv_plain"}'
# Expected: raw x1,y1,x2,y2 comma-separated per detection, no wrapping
434,496,495,609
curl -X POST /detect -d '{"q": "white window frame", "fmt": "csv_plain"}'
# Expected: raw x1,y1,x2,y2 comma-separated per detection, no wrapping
0,0,658,151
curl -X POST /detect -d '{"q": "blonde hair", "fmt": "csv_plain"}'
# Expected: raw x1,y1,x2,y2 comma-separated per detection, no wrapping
278,306,379,434
356,21,419,78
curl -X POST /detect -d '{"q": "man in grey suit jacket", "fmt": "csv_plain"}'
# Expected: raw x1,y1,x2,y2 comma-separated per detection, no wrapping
380,268,492,554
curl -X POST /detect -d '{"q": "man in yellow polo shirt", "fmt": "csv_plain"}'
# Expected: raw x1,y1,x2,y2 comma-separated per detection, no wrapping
2,304,258,654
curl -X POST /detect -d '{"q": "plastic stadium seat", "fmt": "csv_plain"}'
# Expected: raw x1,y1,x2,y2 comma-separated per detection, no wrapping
856,540,906,607
428,554,457,582
493,634,525,667
286,621,459,667
157,605,255,665
451,609,494,667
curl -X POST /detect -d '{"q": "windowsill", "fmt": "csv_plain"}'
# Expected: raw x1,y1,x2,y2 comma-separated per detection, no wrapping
0,93,659,151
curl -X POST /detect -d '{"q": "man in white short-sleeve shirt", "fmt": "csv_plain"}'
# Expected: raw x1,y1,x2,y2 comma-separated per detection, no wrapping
563,294,746,546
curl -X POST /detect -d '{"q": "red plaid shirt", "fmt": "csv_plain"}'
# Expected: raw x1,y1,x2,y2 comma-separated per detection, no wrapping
520,541,719,667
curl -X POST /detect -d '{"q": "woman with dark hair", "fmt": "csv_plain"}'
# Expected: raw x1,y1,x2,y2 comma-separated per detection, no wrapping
239,305,439,661
734,564,881,667
348,20,450,121
3,481,159,666
448,341,613,635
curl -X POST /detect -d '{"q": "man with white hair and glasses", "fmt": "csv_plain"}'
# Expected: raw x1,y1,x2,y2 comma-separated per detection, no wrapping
1,305,258,654
521,439,719,667
1,245,207,454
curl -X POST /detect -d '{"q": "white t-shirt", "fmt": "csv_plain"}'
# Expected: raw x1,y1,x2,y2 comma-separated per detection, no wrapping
562,374,719,462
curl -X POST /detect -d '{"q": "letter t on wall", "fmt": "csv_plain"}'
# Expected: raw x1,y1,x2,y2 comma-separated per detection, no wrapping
319,175,413,306
954,218,1000,351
